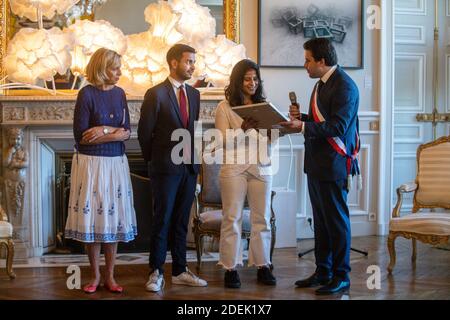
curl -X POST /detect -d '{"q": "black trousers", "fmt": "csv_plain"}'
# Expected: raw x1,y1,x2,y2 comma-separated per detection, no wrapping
148,165,197,276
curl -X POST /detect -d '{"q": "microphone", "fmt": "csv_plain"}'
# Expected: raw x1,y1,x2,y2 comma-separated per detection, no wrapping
289,91,300,120
289,91,299,106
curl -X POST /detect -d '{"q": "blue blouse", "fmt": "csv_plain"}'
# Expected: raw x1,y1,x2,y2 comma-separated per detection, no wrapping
73,85,131,157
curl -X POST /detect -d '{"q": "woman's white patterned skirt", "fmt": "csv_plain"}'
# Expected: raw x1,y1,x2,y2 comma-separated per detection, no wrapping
65,153,137,243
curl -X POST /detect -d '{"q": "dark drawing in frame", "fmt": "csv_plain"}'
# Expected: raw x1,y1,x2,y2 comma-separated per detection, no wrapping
258,0,364,69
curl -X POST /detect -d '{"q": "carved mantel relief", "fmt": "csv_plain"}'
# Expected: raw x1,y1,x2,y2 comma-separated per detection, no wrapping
3,127,28,232
0,97,218,124
4,107,25,121
29,106,74,121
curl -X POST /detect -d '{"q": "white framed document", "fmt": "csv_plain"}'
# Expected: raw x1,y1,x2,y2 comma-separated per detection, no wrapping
231,102,289,130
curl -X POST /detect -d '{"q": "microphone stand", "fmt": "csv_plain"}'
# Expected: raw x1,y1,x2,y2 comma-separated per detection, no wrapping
298,219,368,257
298,248,368,258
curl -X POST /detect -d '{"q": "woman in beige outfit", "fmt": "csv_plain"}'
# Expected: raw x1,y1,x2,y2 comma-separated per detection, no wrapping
215,59,276,288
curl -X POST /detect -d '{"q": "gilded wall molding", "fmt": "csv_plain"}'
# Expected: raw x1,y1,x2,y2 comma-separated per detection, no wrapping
0,0,8,81
224,0,240,43
0,0,13,82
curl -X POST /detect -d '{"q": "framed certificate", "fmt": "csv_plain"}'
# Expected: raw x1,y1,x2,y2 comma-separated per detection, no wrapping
231,102,289,130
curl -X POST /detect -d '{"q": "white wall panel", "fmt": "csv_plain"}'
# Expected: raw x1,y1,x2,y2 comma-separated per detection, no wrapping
395,0,427,15
394,53,426,112
394,124,424,143
395,25,426,44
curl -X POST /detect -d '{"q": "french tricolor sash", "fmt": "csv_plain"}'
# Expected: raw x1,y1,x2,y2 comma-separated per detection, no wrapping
310,82,362,191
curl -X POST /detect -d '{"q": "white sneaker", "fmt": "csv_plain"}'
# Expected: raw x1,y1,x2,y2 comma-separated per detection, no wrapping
145,269,165,292
172,268,208,287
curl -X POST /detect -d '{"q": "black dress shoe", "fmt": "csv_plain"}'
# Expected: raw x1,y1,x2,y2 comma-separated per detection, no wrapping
295,273,331,288
257,266,276,286
224,270,241,288
315,278,350,295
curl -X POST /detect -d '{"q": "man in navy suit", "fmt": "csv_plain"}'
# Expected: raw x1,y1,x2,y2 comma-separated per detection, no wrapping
138,44,207,292
281,38,360,295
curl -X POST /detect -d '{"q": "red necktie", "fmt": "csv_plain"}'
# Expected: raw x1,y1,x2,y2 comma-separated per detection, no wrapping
179,85,189,128
179,85,191,163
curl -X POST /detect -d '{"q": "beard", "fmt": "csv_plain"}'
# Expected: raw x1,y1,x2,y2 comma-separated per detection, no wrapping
176,67,192,81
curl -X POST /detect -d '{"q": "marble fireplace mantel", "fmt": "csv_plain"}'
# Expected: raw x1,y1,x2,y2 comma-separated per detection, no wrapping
0,93,223,260
0,94,221,126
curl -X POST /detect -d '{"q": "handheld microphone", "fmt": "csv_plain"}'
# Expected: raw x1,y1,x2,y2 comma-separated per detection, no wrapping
288,91,301,120
289,91,299,107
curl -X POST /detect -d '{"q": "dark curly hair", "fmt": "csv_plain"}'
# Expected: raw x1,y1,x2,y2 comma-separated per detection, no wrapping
225,59,266,107
166,43,196,67
303,38,338,66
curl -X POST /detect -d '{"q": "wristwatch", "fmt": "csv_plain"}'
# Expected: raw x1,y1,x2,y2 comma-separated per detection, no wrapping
102,126,109,135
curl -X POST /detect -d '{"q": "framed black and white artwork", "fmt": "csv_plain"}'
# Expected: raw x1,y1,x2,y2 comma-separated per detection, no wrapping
258,0,364,69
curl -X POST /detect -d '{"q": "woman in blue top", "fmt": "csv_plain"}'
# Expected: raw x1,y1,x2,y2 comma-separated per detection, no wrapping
65,48,137,294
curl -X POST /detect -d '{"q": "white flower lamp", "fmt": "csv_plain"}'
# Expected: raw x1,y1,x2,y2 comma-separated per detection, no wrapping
118,32,170,96
169,0,216,49
5,27,74,85
10,0,79,22
65,19,127,84
199,35,246,88
144,1,183,45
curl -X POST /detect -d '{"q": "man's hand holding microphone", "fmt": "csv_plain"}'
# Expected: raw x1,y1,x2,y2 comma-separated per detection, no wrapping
279,92,304,132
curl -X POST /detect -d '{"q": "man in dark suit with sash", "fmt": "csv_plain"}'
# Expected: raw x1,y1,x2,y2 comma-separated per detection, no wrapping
138,44,207,292
281,38,360,295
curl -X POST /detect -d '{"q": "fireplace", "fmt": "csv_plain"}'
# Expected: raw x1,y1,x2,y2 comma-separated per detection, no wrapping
54,152,152,254
0,94,220,260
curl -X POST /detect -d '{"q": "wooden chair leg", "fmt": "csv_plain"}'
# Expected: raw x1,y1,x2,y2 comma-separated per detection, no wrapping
387,233,398,274
6,239,16,279
195,234,204,273
269,191,276,270
411,239,417,263
270,226,276,270
1,240,16,279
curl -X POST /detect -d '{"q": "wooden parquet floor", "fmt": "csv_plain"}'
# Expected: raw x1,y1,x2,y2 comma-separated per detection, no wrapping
0,236,449,300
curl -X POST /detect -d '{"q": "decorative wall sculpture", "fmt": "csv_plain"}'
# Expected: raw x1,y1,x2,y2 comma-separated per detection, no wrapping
258,0,364,69
3,127,28,229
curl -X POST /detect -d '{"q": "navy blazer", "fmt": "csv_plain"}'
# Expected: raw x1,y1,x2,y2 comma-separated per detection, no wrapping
138,78,200,175
301,66,360,181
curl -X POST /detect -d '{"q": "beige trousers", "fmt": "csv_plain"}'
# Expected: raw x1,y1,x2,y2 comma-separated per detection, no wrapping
218,170,272,270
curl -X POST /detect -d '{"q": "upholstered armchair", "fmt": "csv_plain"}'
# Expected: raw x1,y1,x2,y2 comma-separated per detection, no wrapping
0,204,15,279
192,163,276,271
387,136,450,273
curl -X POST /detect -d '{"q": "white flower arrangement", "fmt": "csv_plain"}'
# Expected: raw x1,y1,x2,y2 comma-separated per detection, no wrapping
5,27,74,84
